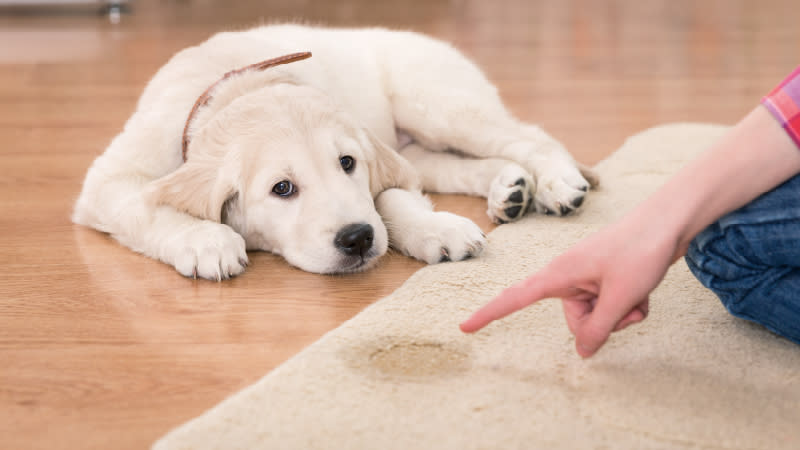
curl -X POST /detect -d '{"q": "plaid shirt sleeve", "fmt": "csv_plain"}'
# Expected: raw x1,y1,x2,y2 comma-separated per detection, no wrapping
762,65,800,149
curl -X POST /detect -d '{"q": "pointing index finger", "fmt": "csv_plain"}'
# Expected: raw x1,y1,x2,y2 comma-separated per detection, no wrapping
459,271,576,333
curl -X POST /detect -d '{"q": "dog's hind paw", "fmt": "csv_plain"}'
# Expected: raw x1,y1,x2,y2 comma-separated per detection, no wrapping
487,163,534,224
165,222,249,281
532,163,592,217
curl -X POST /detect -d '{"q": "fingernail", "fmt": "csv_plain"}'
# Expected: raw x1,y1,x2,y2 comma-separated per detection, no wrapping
577,343,594,358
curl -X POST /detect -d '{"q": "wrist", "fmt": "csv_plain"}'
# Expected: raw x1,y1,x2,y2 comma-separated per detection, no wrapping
621,195,689,262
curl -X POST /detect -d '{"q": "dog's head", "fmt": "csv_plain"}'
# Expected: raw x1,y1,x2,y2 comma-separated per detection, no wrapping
146,70,418,274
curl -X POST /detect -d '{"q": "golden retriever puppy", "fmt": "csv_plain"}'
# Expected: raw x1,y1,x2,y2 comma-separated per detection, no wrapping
73,24,597,280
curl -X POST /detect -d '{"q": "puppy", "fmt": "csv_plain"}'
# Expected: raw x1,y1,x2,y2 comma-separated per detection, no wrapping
73,24,597,280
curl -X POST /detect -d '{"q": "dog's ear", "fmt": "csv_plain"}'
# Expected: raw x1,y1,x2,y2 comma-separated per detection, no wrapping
145,158,237,222
361,129,421,196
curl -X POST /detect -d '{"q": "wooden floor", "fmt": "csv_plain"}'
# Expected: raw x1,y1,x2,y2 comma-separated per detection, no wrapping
1,1,798,448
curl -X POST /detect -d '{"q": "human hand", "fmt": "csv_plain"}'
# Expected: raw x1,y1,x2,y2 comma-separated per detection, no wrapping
459,218,681,358
461,106,800,358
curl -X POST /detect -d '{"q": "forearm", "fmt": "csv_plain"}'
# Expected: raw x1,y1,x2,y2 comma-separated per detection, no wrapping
629,106,800,258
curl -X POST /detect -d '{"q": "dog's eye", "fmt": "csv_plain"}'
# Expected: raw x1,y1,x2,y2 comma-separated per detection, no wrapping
340,155,356,173
271,180,295,197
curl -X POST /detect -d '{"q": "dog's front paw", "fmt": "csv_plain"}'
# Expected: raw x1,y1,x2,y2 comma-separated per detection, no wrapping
533,164,592,216
164,222,248,281
487,163,535,224
412,212,486,264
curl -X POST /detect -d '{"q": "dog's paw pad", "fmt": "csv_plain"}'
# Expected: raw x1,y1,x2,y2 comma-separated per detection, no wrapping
534,197,583,217
504,205,522,218
507,190,524,203
487,164,534,224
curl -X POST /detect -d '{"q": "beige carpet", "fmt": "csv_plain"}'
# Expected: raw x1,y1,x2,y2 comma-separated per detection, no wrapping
154,124,800,450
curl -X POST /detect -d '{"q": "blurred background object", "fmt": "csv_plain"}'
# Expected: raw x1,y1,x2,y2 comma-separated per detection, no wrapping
0,0,130,23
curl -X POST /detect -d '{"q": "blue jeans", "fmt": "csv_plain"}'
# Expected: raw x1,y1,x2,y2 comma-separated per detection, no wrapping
685,174,800,345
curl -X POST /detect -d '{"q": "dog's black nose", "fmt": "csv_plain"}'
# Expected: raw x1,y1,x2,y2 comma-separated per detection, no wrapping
334,223,374,256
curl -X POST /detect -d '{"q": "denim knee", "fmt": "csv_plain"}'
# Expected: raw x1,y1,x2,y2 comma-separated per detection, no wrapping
685,224,800,344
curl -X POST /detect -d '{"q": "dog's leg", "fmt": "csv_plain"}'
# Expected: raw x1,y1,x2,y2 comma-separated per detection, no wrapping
394,98,595,217
379,35,597,217
399,144,535,224
73,142,248,281
375,188,486,263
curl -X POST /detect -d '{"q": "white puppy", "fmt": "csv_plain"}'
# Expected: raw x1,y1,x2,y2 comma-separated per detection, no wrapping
73,24,597,280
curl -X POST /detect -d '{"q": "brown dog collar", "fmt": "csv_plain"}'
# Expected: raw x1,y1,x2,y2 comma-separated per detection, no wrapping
181,51,312,162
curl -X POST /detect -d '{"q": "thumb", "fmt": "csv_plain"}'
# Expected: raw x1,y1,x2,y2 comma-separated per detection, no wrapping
573,285,632,358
